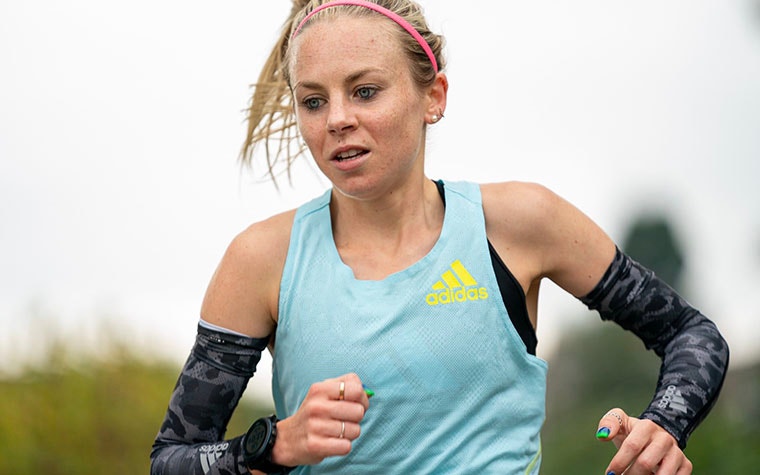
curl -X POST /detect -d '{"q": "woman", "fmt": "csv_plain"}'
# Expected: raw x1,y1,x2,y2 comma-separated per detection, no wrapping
151,1,729,474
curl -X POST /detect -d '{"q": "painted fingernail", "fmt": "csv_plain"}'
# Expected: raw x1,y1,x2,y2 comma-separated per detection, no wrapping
606,471,615,475
362,384,375,398
596,427,611,439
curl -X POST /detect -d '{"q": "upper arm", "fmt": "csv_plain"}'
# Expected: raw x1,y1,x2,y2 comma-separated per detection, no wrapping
200,210,295,339
481,181,616,298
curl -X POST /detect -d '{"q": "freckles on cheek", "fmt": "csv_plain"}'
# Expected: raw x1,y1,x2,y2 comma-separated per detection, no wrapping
381,111,405,135
300,122,321,146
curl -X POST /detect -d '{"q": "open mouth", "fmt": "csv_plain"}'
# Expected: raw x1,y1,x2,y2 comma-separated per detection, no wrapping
333,149,369,162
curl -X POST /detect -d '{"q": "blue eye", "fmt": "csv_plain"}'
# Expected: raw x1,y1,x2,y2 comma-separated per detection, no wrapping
356,86,376,100
304,97,324,110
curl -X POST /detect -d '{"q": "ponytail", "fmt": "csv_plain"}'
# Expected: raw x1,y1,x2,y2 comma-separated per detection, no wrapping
240,1,310,184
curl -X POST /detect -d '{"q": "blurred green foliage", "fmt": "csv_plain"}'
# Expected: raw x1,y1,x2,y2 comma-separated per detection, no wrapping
541,322,760,473
0,341,272,475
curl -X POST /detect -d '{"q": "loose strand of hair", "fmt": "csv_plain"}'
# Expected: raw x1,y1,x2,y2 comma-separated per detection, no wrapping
240,5,305,185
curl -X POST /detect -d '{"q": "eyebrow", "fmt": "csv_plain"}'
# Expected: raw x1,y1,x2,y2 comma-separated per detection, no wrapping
293,67,387,92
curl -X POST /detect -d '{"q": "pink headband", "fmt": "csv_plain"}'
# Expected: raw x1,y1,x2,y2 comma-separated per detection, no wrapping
292,0,439,73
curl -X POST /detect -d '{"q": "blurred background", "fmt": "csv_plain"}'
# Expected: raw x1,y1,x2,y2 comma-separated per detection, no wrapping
1,0,758,472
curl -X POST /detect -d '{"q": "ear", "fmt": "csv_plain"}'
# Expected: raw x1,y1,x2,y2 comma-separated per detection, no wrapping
425,72,448,124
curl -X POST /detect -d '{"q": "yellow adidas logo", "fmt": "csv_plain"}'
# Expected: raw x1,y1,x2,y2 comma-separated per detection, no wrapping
425,260,489,306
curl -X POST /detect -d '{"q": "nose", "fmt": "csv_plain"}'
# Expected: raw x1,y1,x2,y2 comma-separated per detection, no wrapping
326,98,358,135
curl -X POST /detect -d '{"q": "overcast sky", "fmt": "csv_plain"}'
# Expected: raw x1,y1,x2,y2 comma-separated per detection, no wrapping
2,0,759,402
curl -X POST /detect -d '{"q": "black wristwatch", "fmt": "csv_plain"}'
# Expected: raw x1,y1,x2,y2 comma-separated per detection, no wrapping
242,415,295,474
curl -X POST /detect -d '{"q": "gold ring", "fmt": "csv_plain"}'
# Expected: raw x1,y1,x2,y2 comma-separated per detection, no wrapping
339,421,345,439
606,411,623,427
339,381,345,401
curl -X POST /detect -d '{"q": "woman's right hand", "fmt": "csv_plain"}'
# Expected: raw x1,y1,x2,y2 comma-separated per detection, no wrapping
270,373,371,468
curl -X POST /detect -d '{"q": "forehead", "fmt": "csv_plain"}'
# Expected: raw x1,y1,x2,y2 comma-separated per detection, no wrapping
290,16,405,82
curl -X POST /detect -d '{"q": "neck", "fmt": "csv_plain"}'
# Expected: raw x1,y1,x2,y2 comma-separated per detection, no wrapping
330,178,444,280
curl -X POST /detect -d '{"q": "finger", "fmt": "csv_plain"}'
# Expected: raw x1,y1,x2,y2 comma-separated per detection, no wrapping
596,407,627,442
606,419,674,475
276,414,349,465
329,397,367,423
631,432,679,475
333,419,362,441
318,435,353,457
605,428,648,475
655,448,685,475
676,457,693,475
301,422,352,458
629,428,689,475
299,418,358,453
329,374,371,408
311,416,361,457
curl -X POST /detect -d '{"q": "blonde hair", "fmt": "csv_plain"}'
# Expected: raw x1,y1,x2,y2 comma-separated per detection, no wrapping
240,0,446,184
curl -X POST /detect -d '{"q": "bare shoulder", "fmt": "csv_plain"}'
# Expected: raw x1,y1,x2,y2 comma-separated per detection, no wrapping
480,181,615,297
480,181,562,240
200,209,297,338
232,210,297,264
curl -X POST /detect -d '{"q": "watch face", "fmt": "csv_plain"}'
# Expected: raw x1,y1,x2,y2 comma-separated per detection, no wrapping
245,422,268,454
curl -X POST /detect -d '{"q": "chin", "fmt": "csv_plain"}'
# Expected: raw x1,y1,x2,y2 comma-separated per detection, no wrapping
330,177,384,201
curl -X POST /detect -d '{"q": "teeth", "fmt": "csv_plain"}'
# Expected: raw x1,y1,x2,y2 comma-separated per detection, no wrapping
336,149,364,160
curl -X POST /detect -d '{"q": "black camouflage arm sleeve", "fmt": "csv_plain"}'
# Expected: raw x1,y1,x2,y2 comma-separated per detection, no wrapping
580,247,729,448
150,325,269,475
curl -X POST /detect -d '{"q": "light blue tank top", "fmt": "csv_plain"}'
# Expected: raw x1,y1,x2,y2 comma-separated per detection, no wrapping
273,181,547,474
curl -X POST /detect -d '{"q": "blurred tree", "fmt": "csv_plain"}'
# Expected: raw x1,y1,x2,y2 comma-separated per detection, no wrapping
0,329,272,475
621,214,684,290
